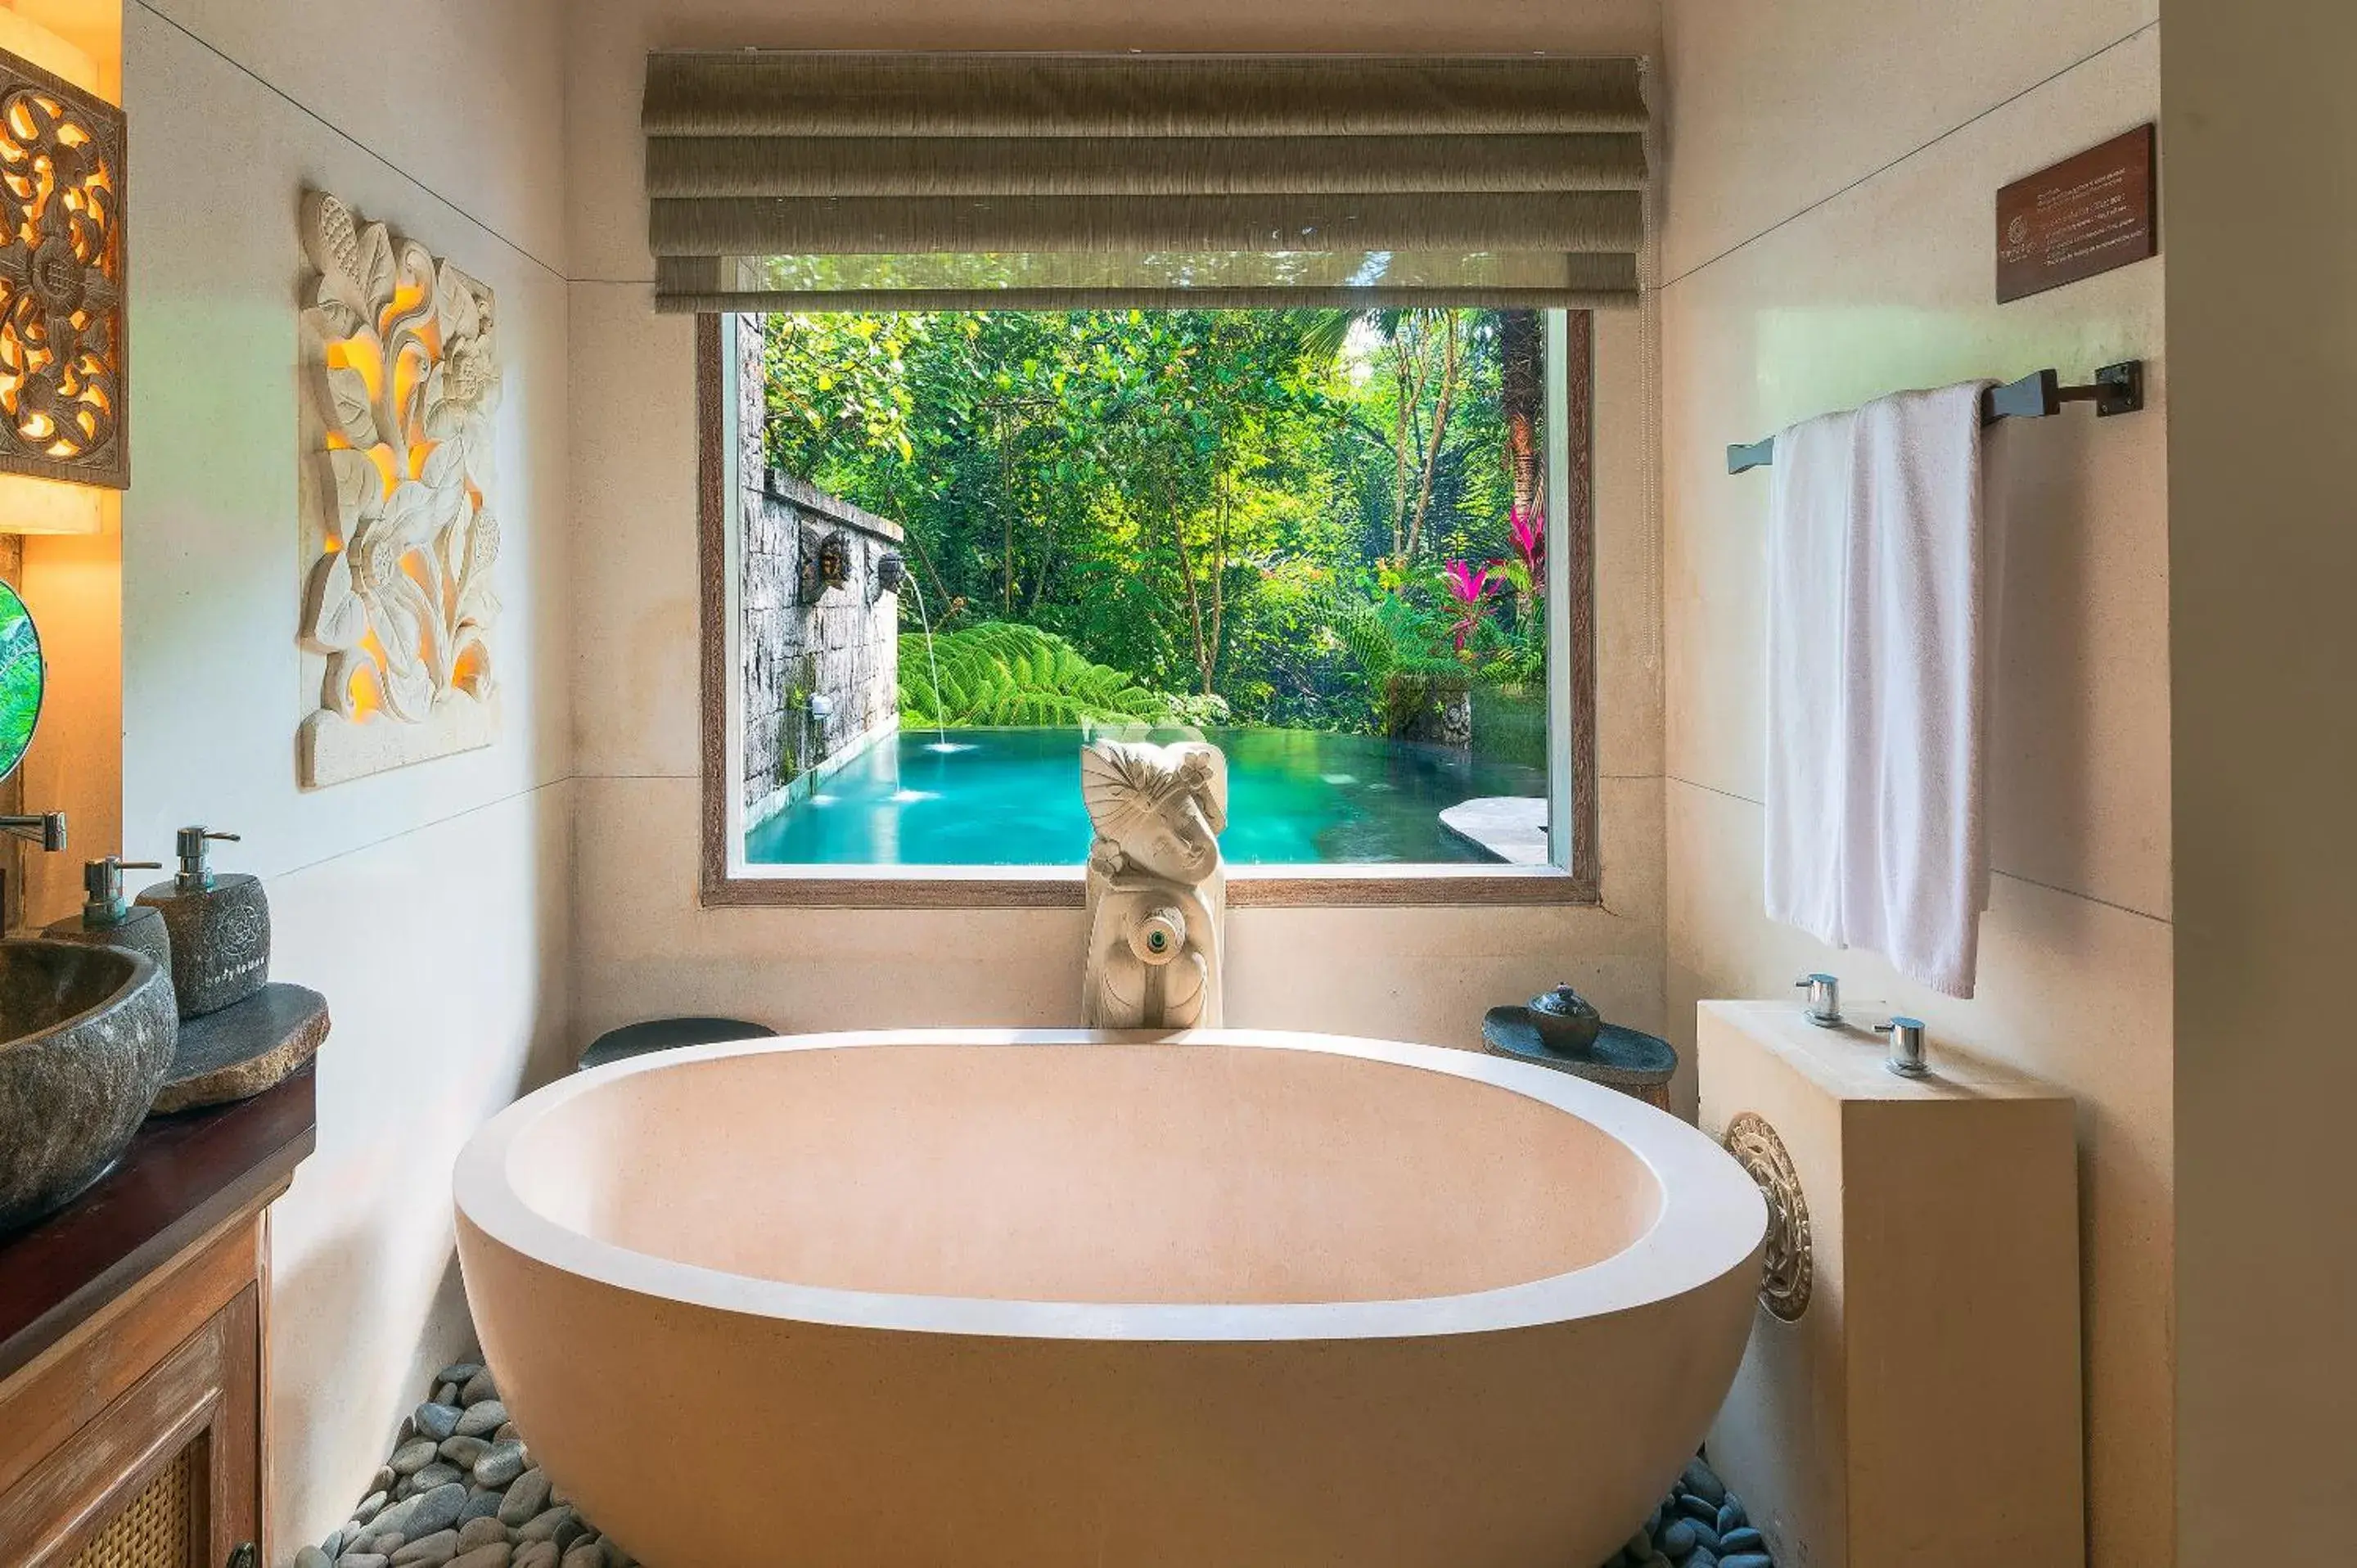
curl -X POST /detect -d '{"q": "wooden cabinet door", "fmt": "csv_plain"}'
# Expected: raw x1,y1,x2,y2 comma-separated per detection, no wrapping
0,1287,260,1568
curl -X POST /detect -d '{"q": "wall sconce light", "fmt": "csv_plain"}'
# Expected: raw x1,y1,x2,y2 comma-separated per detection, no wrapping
0,40,128,532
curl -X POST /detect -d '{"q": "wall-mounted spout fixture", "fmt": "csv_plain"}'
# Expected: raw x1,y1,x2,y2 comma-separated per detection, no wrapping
1,811,66,853
799,692,835,773
874,550,907,602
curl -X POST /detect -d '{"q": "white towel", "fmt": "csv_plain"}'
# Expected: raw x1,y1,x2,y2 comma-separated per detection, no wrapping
1764,382,1993,998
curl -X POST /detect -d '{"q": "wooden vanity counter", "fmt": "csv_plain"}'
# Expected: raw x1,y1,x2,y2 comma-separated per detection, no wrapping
0,1067,315,1567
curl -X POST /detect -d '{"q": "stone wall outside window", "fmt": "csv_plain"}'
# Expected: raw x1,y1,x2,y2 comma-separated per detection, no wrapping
737,318,903,825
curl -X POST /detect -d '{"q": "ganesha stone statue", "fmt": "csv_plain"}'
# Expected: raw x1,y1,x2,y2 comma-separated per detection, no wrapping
1079,738,1227,1030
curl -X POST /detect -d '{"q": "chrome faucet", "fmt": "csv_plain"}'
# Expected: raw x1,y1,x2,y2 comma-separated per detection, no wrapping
1794,971,1843,1027
0,811,67,852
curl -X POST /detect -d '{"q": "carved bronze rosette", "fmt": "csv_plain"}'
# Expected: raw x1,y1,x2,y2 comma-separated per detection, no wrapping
0,47,126,489
1723,1111,1813,1322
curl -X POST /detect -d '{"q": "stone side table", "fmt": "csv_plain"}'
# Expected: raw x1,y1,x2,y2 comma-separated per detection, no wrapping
1480,1006,1679,1111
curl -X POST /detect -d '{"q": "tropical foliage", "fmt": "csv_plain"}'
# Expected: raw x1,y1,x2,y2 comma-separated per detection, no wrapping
764,306,1552,740
899,622,1225,729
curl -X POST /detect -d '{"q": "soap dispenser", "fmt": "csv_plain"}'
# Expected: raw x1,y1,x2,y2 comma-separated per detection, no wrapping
136,827,271,1020
43,857,175,977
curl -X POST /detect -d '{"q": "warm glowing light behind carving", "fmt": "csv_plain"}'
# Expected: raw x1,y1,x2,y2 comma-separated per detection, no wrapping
0,27,126,507
297,188,502,786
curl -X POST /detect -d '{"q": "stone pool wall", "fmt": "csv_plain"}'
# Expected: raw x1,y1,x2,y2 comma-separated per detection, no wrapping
737,322,904,826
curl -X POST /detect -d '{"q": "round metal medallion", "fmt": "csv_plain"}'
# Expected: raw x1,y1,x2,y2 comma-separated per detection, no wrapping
1723,1111,1813,1322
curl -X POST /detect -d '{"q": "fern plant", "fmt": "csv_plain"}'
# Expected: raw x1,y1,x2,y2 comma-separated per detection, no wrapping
899,622,1213,728
1330,593,1467,736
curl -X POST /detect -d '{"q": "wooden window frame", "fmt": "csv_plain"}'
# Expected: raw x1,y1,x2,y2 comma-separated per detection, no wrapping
696,309,1601,909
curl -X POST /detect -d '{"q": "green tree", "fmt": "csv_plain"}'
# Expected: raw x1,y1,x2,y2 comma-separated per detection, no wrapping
760,306,1522,737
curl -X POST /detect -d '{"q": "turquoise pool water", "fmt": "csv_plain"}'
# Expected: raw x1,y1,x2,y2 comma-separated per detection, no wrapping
745,726,1548,867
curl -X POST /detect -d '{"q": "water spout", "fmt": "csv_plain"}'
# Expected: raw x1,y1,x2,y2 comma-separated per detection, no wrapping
903,574,971,755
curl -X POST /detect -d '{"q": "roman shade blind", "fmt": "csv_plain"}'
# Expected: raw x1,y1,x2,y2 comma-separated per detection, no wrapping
643,52,1650,313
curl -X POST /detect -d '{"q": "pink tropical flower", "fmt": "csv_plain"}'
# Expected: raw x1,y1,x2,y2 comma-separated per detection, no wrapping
1443,558,1494,606
1443,558,1498,650
1509,504,1546,579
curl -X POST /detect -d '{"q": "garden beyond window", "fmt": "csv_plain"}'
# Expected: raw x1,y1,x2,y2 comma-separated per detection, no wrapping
727,307,1581,876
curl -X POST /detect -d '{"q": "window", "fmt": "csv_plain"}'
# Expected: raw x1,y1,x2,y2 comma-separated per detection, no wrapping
698,307,1600,906
654,49,1643,905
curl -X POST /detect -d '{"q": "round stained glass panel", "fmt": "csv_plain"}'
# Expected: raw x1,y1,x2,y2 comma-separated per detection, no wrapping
0,580,43,783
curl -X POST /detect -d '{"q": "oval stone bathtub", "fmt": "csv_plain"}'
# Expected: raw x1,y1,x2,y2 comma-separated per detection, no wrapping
454,1030,1765,1568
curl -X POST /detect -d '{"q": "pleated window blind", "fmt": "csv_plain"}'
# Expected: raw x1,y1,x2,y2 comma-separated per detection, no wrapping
643,52,1649,313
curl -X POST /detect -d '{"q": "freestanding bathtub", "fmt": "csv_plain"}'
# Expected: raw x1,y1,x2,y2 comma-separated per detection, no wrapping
454,1030,1765,1567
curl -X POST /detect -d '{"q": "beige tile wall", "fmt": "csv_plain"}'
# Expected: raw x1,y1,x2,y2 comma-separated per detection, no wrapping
562,0,1674,1057
1656,12,2169,1566
2162,2,2357,1554
120,3,576,1552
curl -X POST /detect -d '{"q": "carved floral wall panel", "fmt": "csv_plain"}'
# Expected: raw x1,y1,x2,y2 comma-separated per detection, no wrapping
0,47,126,489
297,190,502,787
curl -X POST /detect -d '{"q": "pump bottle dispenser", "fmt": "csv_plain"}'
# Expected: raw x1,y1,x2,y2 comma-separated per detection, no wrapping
136,827,272,1020
43,857,175,980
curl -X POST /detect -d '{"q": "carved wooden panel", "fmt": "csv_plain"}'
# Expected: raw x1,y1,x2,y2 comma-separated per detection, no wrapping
295,190,502,786
0,47,126,489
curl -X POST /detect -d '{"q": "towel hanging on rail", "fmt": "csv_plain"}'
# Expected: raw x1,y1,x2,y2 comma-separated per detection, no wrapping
1764,380,1996,999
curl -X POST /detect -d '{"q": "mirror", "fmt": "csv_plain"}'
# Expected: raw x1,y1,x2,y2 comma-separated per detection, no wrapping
0,579,42,783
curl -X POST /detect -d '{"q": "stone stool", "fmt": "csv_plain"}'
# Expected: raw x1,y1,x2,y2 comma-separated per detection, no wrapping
577,1016,774,1071
1480,1005,1679,1111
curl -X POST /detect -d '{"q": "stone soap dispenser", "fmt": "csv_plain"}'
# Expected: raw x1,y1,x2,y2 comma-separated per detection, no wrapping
137,827,270,1021
43,856,175,979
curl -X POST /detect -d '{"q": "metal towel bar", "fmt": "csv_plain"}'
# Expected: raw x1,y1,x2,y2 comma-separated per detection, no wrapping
1726,358,2144,475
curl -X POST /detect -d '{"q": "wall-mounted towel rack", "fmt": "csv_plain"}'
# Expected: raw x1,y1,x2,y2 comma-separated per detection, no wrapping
1726,359,2145,475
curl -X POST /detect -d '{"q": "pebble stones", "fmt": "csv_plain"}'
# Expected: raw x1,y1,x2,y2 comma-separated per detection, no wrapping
455,1399,508,1438
458,1516,509,1552
389,1529,457,1565
320,1363,638,1568
389,1439,439,1475
1602,1456,1776,1568
498,1470,550,1526
414,1403,463,1442
474,1439,530,1488
439,1435,491,1468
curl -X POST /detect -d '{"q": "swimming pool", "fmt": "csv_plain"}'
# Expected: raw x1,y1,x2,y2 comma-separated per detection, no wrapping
744,726,1548,867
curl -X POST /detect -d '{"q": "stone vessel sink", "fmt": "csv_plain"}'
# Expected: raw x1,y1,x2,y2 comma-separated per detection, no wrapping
0,939,178,1232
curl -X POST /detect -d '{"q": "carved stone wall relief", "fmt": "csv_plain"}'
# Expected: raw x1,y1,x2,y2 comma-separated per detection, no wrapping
0,47,126,489
1722,1111,1813,1322
296,190,502,787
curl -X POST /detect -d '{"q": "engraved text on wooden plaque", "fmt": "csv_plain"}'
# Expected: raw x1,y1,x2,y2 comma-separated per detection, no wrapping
1997,124,2156,304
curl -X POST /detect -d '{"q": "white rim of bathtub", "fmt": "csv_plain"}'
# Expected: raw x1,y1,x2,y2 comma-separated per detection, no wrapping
453,1029,1767,1344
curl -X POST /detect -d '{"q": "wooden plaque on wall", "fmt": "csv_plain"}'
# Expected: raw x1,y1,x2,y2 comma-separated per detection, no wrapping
1996,124,2156,304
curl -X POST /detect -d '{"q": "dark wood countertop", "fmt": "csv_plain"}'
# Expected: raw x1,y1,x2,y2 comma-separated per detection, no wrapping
0,1067,316,1385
